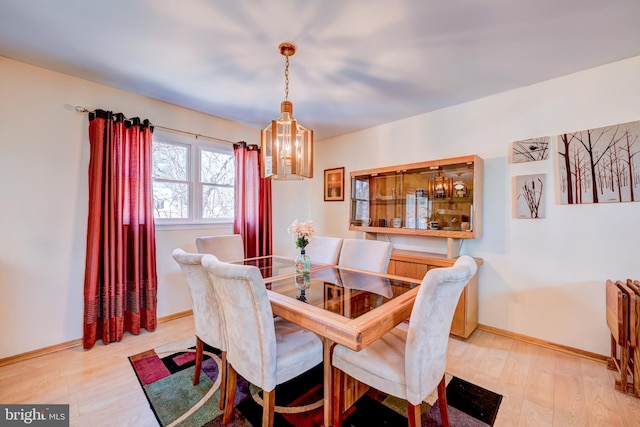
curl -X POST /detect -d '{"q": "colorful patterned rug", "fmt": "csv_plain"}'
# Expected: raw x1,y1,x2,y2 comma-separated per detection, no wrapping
129,337,502,426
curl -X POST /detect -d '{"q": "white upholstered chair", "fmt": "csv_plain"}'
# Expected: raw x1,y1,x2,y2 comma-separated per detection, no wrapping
332,255,478,427
304,235,343,265
195,234,245,261
338,238,393,273
201,255,323,427
171,249,228,410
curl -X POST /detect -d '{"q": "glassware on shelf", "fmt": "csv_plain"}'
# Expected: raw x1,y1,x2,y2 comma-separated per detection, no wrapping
454,175,467,197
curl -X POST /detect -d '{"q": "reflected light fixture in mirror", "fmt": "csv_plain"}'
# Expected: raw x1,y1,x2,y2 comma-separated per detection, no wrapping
260,42,314,180
434,170,448,198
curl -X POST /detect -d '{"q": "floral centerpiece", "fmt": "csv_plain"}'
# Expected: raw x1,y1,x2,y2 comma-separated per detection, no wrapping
288,219,316,250
288,219,315,274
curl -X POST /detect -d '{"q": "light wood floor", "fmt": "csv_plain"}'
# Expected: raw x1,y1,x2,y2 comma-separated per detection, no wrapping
1,315,638,427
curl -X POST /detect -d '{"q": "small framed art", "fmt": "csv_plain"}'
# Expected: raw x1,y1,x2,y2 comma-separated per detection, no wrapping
510,137,550,163
514,174,545,219
324,167,344,201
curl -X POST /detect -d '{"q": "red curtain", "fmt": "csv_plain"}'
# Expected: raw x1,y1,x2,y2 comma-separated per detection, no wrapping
83,109,158,349
234,142,272,258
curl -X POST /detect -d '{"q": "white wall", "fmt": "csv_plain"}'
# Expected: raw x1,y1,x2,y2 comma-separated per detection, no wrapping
271,180,312,259
305,55,640,356
0,57,258,359
3,53,640,360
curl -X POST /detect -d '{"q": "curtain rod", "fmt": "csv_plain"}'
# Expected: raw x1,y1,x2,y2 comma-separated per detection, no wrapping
74,106,237,145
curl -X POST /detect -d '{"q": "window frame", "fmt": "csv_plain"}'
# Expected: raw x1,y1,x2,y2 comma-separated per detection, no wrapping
152,130,234,230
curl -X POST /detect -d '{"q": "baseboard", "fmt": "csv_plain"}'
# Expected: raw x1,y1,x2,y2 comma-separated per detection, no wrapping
157,309,193,324
0,310,194,367
0,338,83,368
2,315,606,368
476,324,608,363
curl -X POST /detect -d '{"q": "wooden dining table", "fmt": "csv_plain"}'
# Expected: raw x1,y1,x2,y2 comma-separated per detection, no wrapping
233,255,422,427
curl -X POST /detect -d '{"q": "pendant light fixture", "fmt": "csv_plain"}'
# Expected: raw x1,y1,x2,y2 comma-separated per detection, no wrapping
261,42,314,180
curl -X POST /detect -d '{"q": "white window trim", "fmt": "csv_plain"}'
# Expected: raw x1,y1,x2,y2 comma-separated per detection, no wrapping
153,130,234,230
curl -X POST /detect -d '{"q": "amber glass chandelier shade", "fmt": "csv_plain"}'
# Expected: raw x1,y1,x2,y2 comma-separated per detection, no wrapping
261,102,313,179
260,43,314,180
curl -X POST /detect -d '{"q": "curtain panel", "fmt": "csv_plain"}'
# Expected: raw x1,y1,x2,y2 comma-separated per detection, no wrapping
83,109,158,349
233,142,272,258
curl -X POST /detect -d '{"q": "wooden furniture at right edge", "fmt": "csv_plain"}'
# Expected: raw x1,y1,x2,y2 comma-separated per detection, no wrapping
387,249,483,339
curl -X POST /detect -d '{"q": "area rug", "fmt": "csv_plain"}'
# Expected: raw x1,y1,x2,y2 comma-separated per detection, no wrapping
129,337,502,427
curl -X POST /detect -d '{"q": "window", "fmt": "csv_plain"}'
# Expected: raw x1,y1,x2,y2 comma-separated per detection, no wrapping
200,149,234,219
152,131,234,225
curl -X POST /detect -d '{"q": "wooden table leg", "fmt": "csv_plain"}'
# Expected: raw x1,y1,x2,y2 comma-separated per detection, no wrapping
323,337,336,427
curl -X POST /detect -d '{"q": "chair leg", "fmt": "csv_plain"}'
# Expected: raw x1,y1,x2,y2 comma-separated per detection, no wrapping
407,402,421,427
219,350,227,410
262,389,275,427
222,364,237,424
437,375,450,427
193,337,203,385
332,366,344,427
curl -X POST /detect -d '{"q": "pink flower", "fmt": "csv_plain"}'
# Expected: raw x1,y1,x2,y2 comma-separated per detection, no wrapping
288,219,316,249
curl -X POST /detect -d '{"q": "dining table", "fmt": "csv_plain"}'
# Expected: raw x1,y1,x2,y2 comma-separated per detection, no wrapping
231,255,422,427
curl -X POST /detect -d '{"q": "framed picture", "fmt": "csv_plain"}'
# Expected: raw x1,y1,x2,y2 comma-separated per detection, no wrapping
514,174,546,219
324,167,344,201
510,137,550,163
556,120,640,204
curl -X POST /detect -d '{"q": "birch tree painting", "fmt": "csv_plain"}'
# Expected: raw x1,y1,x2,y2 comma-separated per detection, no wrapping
511,137,550,163
515,174,545,218
557,120,640,204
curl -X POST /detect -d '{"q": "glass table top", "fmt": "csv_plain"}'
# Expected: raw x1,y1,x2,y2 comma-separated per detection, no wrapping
267,267,419,320
233,255,329,281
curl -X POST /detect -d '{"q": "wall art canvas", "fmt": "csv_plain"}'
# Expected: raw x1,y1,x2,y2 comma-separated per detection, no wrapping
557,120,640,204
515,174,545,219
511,137,550,163
324,167,344,201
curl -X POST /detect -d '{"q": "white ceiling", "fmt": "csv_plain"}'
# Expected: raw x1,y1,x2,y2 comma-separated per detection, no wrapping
2,0,640,141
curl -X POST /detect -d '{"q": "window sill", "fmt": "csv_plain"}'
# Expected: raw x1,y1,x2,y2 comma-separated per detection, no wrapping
155,221,233,231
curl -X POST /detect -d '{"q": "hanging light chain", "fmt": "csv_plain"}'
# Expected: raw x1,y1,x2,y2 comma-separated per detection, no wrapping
278,42,296,103
284,53,290,102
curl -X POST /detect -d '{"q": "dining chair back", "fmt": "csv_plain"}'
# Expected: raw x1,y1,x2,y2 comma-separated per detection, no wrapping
171,249,228,407
195,234,245,261
305,235,343,265
332,255,478,427
201,254,323,427
338,238,393,273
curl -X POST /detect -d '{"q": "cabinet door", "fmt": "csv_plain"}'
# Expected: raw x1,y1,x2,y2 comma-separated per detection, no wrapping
388,259,430,280
388,257,476,338
450,289,468,337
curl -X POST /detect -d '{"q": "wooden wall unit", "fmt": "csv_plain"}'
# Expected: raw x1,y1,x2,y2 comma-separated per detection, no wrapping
387,249,482,339
349,154,484,337
350,155,483,248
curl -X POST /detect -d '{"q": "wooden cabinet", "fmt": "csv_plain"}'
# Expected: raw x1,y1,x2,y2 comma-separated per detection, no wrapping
349,155,483,245
387,249,482,339
348,155,483,335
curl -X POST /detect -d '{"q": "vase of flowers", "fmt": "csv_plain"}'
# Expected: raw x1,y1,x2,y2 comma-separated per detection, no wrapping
288,219,315,274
